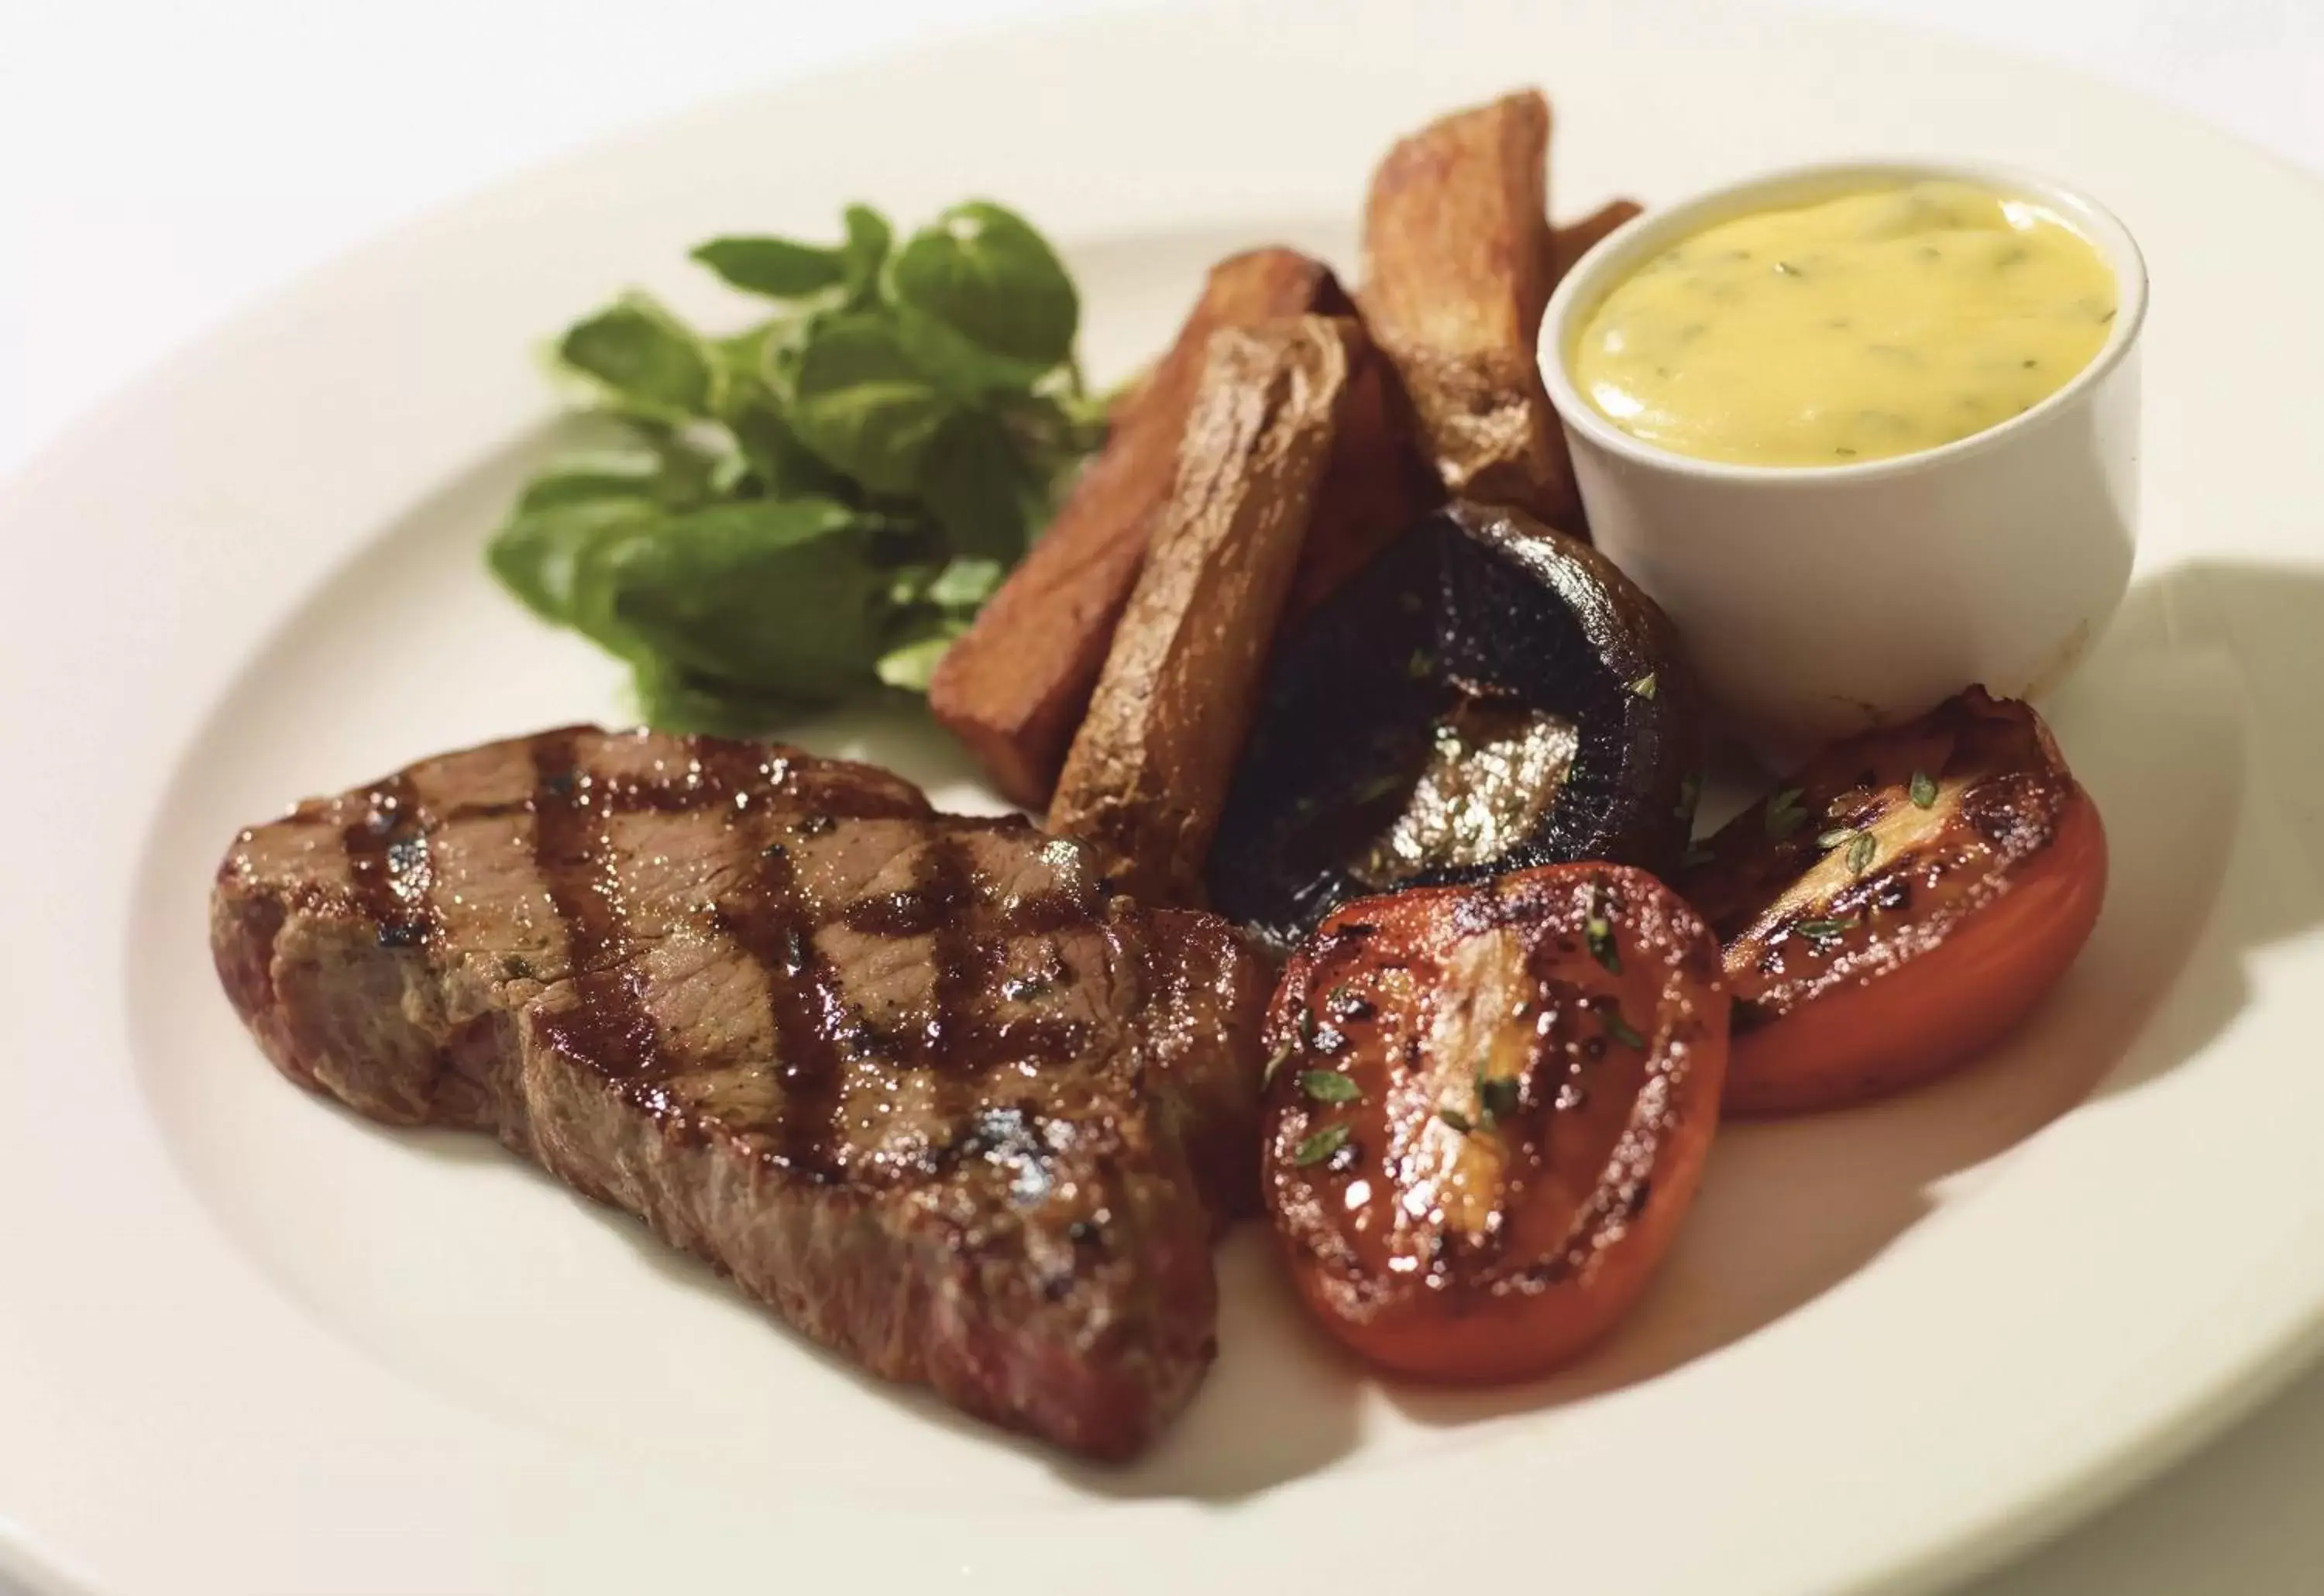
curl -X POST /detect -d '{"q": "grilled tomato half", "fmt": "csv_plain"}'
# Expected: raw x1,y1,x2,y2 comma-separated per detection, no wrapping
1679,687,2107,1116
1261,862,1728,1382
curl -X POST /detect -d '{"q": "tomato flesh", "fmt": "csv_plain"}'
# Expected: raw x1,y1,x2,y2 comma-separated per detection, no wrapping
1261,862,1728,1382
1680,688,2108,1116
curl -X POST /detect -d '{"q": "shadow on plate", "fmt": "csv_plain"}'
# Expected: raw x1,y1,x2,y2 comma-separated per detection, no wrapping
1056,1232,1366,1498
377,1113,1367,1498
157,537,2321,1500
2075,559,2324,1098
129,395,1366,1505
1387,557,2324,1429
372,559,2323,1487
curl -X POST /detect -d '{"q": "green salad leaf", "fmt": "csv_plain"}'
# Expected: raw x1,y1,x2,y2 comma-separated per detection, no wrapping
556,294,717,420
691,203,893,308
718,378,855,502
489,498,663,624
875,624,968,693
886,201,1078,378
512,439,713,514
926,556,1006,611
569,498,890,704
693,237,850,300
489,198,1098,733
782,311,957,494
630,655,825,737
919,409,1038,559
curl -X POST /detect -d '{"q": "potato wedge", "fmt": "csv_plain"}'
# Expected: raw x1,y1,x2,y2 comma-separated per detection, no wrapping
1049,317,1363,903
1548,198,1644,287
1283,335,1439,624
1361,89,1580,530
930,249,1349,808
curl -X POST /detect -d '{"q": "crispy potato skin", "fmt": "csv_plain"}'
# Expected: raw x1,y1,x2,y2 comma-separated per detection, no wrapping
1263,863,1728,1383
932,250,1430,807
1049,318,1361,903
1548,198,1645,287
1361,89,1580,531
930,249,1346,808
1682,689,2109,1116
1282,337,1440,624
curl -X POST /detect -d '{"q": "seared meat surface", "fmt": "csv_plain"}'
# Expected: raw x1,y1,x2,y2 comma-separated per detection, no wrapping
211,727,1269,1458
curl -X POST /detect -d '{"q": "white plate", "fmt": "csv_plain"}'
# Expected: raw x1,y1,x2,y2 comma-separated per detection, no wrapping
5,4,2323,1592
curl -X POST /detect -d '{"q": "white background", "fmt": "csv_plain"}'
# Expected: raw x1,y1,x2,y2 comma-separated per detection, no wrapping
4,1,2322,1591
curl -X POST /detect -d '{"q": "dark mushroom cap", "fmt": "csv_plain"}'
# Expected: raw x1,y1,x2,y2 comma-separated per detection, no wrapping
1208,500,1706,952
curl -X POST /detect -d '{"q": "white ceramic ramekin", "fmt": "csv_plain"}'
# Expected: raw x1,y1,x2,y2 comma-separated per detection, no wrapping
1538,160,2147,760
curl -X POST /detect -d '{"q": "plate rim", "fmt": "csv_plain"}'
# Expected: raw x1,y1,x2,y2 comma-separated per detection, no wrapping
6,4,2324,1593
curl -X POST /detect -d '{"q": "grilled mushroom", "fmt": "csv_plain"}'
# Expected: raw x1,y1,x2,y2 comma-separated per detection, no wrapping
1208,500,1703,951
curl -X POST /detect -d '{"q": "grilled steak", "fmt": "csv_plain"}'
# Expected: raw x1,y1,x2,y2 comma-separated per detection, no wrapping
210,726,1270,1459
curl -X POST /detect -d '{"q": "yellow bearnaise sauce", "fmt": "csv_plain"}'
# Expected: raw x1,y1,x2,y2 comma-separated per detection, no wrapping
1569,181,2117,467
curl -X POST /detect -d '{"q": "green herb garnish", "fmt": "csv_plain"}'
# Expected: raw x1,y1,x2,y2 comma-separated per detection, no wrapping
488,201,1101,731
1262,1040,1295,1088
1585,896,1622,975
1603,1006,1647,1050
1477,1075,1521,1123
1795,916,1859,944
1629,672,1658,700
1909,769,1938,808
1816,827,1857,850
1437,1108,1474,1135
1299,1070,1362,1105
1765,787,1809,840
1846,831,1878,874
1293,1123,1351,1166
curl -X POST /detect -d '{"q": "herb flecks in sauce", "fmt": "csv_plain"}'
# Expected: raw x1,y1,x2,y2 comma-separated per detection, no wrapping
1572,181,2116,466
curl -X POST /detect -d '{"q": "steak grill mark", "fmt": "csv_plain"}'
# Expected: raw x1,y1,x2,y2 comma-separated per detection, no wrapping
407,729,1105,1175
342,773,434,949
529,729,664,1079
691,737,861,1183
212,724,1271,1458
